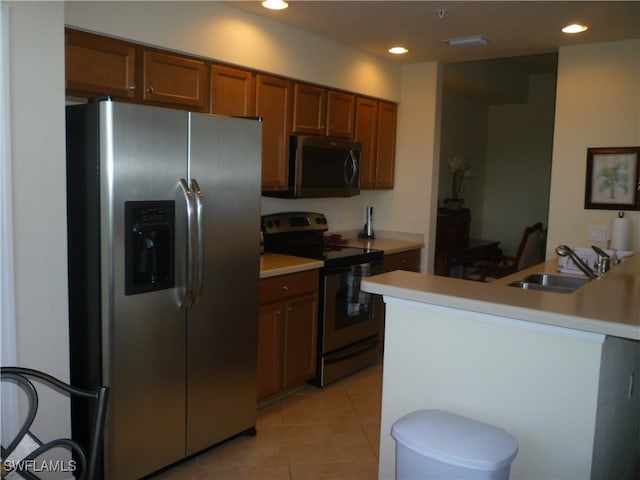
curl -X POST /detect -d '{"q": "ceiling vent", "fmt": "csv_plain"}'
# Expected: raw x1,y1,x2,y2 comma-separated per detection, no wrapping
444,35,489,47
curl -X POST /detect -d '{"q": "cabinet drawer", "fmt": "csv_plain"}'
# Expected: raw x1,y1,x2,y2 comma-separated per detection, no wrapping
260,269,319,303
383,250,421,273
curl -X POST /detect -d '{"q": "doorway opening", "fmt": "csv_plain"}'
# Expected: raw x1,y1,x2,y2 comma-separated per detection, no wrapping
436,53,558,278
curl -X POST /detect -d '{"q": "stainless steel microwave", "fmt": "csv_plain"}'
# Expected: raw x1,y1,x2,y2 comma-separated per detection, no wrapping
262,135,361,198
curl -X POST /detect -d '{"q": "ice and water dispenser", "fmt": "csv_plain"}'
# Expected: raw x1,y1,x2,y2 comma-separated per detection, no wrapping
124,201,175,295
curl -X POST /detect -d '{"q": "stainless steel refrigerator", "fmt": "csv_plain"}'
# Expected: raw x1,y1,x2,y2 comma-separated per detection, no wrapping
66,99,261,479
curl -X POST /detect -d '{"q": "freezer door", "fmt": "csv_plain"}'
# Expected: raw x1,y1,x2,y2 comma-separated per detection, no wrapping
186,113,262,454
104,102,188,479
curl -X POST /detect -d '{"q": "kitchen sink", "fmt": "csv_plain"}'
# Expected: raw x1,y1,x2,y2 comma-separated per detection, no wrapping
507,273,592,294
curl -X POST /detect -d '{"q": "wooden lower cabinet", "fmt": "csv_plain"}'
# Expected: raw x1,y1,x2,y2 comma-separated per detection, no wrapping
257,270,319,402
256,303,284,399
382,249,421,273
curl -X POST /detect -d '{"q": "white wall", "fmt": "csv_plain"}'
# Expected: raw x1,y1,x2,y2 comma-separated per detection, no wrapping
548,39,640,257
7,0,71,456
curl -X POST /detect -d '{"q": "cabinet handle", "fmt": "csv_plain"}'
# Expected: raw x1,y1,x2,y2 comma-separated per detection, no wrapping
128,85,137,91
287,307,293,312
282,285,289,291
146,86,154,93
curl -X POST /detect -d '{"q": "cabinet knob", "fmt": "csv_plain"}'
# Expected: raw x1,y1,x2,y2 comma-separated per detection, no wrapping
287,307,293,312
146,86,154,93
282,285,289,291
128,85,137,91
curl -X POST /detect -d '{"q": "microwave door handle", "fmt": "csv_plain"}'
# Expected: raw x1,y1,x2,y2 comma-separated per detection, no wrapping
190,178,205,310
178,178,194,311
344,150,358,185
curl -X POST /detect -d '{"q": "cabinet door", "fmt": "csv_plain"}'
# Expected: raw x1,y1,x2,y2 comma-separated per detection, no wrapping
142,50,208,110
375,101,397,188
292,83,326,135
65,29,137,100
326,91,355,138
283,294,318,389
210,65,255,117
256,74,292,190
355,97,378,189
257,302,284,401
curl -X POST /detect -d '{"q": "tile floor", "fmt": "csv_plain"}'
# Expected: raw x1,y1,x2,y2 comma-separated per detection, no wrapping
151,362,383,480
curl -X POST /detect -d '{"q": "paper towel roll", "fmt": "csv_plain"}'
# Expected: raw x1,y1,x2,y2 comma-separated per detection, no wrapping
610,213,631,251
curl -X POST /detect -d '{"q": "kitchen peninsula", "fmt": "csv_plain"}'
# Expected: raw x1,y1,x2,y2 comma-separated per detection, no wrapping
362,255,640,480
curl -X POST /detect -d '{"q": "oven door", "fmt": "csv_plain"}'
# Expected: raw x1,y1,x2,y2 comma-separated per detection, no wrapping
322,261,382,353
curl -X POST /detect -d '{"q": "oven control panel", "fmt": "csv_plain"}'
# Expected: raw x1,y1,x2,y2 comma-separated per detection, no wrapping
262,211,328,235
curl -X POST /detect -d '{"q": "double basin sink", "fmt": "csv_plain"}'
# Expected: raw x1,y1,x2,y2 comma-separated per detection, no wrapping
507,273,592,294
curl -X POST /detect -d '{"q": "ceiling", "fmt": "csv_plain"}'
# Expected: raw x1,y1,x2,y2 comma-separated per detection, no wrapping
227,1,640,65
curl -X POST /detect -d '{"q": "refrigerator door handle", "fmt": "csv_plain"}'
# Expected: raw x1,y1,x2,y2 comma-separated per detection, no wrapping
178,178,195,311
190,178,205,310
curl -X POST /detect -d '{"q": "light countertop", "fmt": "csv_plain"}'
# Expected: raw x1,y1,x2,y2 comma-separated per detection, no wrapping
259,253,323,279
328,230,424,254
362,254,640,340
260,231,424,279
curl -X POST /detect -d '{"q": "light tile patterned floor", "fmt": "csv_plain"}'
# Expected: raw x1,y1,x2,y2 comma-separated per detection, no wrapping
150,362,383,480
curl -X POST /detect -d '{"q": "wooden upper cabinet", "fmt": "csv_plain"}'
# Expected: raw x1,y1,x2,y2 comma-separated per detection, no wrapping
256,74,292,190
292,83,326,135
355,97,378,189
292,83,354,138
356,97,397,189
142,50,208,111
64,29,397,190
210,65,255,117
326,90,355,138
65,29,137,100
375,101,397,188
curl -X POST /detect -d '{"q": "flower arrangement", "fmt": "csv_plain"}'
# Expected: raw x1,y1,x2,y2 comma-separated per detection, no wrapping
448,155,471,199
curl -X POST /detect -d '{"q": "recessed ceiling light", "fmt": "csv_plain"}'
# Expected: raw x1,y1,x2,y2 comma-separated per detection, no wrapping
388,47,408,55
262,0,288,10
562,24,588,34
444,35,489,47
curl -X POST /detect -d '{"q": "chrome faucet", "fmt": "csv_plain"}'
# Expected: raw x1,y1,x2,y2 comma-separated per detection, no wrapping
555,245,599,279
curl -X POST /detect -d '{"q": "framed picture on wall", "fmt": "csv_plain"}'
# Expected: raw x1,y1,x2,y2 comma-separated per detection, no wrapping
585,146,640,210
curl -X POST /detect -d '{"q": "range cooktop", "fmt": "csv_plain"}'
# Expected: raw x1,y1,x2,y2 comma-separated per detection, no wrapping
261,212,382,268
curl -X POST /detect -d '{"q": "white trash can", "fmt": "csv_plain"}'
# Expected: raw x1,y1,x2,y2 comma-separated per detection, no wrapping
391,410,518,479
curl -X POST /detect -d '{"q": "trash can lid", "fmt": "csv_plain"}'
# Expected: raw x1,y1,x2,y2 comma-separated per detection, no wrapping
391,410,519,471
